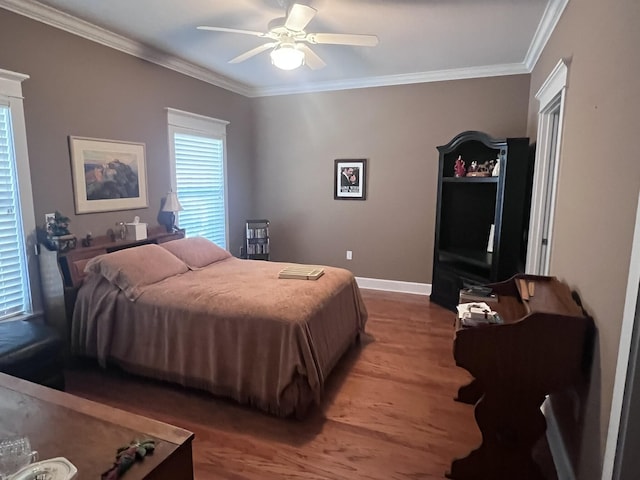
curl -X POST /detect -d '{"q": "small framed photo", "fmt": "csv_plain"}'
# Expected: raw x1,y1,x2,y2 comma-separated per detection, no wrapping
334,159,367,200
69,136,148,214
44,213,56,235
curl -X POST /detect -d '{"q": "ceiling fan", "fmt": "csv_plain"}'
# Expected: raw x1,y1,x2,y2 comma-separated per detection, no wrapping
197,2,379,71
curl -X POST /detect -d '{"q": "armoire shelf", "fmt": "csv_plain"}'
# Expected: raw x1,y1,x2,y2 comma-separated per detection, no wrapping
442,177,499,184
430,131,533,311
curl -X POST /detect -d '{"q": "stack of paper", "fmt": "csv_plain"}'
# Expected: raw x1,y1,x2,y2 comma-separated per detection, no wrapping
457,302,503,327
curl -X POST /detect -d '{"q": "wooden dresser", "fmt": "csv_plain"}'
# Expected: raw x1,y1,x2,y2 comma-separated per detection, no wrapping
0,372,194,479
447,274,594,480
38,226,185,347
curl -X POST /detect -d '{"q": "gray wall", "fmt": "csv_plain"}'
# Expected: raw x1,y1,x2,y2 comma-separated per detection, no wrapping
0,9,254,253
252,76,531,282
6,1,640,476
528,0,640,477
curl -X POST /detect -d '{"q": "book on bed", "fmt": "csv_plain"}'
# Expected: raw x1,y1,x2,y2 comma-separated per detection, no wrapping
278,265,325,280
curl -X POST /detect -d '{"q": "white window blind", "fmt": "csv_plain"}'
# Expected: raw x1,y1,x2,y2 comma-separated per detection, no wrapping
0,104,29,319
174,133,226,247
167,108,229,249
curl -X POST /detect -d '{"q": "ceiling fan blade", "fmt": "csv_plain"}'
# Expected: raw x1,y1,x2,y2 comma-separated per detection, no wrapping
229,42,278,64
284,3,317,32
306,33,379,47
197,26,269,38
298,44,326,70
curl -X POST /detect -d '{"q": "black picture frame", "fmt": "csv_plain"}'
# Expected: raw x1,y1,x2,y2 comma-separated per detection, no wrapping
334,159,367,200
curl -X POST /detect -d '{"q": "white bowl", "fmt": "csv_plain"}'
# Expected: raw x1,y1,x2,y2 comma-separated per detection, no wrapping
9,457,77,480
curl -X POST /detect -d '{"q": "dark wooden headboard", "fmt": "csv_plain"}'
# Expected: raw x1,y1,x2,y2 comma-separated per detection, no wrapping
58,226,185,289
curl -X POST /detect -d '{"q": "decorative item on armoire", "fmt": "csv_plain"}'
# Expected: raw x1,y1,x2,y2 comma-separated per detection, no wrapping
492,157,501,176
454,156,466,177
467,160,492,177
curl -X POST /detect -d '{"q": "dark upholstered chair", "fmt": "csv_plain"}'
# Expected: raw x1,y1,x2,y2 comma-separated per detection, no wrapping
0,320,65,390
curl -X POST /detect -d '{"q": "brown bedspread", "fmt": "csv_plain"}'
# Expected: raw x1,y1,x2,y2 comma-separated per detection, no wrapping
71,257,367,417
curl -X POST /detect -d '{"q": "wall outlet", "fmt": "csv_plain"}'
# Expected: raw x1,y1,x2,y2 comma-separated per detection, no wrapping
346,250,352,260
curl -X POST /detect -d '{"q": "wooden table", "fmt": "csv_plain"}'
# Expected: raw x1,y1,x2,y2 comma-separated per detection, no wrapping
0,372,194,479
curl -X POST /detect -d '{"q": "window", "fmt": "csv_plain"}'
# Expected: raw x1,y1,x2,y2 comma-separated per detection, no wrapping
167,108,229,249
0,69,38,320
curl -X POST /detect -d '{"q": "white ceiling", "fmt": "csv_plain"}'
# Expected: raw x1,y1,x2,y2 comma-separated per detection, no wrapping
3,0,566,97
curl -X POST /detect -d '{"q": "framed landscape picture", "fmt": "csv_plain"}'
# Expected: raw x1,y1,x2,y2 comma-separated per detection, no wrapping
69,136,148,214
334,159,367,200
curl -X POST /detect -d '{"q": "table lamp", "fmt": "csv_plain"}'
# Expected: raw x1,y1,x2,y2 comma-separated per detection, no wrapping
161,190,183,233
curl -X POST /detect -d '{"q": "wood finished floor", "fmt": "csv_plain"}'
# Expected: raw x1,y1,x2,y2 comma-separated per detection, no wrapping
64,289,553,480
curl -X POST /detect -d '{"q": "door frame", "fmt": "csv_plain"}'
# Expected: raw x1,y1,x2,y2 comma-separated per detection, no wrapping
526,59,568,275
602,190,640,479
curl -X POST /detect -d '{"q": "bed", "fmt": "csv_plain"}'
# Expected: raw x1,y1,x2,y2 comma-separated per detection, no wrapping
70,237,368,417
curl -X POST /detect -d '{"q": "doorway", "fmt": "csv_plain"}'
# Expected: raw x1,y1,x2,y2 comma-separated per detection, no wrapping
526,59,568,275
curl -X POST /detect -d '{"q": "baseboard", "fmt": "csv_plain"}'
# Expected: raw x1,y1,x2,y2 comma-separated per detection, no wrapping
355,277,431,296
542,397,576,480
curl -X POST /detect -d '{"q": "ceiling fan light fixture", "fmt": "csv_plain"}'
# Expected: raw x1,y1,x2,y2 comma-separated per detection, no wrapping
270,44,305,70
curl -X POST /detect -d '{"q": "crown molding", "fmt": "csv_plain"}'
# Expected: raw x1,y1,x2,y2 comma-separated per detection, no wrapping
0,0,253,97
1,0,565,98
524,0,569,71
254,63,530,97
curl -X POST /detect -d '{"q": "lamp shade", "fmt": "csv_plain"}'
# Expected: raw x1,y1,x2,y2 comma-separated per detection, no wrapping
162,191,183,212
270,44,305,70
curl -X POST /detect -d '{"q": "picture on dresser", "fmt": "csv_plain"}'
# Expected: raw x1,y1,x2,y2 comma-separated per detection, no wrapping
69,136,148,214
